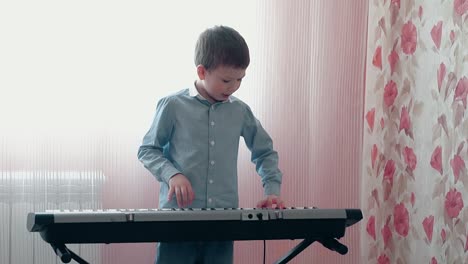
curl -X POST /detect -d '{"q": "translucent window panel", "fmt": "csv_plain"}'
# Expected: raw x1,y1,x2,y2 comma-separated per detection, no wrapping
0,1,367,263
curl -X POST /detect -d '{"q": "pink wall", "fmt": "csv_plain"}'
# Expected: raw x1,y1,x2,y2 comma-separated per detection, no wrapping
234,1,368,263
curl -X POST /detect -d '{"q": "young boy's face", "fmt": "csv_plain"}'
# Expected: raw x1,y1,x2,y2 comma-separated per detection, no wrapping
197,65,246,103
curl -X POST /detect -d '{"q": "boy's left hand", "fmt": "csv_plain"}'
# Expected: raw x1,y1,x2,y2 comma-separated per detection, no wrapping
256,195,285,209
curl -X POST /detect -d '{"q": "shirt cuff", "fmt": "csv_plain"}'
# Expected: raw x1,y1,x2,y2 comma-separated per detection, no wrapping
160,167,181,184
264,182,281,196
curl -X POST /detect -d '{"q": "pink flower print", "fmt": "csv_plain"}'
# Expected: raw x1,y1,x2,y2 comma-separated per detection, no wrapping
403,146,417,171
366,215,376,240
394,203,409,237
423,215,434,242
445,188,464,218
372,144,378,169
384,80,398,107
454,0,468,16
378,254,390,264
401,21,418,55
411,192,415,207
381,223,392,248
418,6,423,20
450,30,456,43
454,77,468,109
430,21,443,50
430,146,443,175
388,50,399,75
431,257,438,264
399,106,411,134
383,180,392,201
373,46,382,70
366,108,375,131
450,154,465,183
437,63,446,92
391,0,400,8
441,228,446,243
384,160,396,184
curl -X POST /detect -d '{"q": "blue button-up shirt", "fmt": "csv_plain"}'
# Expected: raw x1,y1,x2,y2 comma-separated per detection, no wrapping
138,85,282,208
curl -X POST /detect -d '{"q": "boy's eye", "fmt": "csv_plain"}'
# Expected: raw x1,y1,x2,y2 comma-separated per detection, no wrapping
222,80,230,83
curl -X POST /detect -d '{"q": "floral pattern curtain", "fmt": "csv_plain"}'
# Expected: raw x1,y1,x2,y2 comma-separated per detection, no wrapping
363,0,468,263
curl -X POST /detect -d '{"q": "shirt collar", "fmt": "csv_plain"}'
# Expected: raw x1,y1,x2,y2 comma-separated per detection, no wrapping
190,81,232,103
189,82,200,97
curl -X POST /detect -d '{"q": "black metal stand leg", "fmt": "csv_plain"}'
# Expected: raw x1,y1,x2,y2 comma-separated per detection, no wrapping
51,243,90,264
317,238,348,255
273,238,315,264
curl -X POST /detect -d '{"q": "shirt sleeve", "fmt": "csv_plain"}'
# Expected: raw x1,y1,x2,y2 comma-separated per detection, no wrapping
137,97,181,183
241,105,282,196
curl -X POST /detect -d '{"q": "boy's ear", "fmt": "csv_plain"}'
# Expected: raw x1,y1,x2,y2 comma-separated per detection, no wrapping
196,65,207,80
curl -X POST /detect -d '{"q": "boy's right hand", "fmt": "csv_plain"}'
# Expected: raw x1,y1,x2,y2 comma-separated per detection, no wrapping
168,173,195,208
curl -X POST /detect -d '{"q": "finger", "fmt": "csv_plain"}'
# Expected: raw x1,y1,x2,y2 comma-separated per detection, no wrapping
167,187,174,202
175,187,182,208
266,198,273,208
271,197,278,205
277,200,286,209
270,197,278,207
180,186,188,207
183,186,193,207
187,186,195,205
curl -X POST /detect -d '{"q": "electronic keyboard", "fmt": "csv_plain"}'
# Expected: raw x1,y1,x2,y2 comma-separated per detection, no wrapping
27,207,362,264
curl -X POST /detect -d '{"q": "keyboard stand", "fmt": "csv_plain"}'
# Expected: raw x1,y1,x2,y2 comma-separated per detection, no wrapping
51,243,89,264
274,237,348,264
50,238,347,264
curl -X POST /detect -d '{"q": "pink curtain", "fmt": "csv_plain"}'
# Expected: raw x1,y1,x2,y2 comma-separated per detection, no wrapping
363,0,468,263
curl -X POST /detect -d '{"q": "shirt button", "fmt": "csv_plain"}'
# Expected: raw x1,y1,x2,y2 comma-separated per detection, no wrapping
210,140,215,146
210,160,215,165
209,179,213,184
211,121,215,126
208,198,212,203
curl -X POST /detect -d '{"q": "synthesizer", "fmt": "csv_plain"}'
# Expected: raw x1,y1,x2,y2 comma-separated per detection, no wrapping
27,207,362,264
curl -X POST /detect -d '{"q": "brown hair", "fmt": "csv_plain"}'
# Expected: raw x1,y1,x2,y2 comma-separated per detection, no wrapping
194,25,250,71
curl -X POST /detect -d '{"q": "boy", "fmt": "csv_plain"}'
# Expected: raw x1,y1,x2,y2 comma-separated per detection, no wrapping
138,25,284,264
